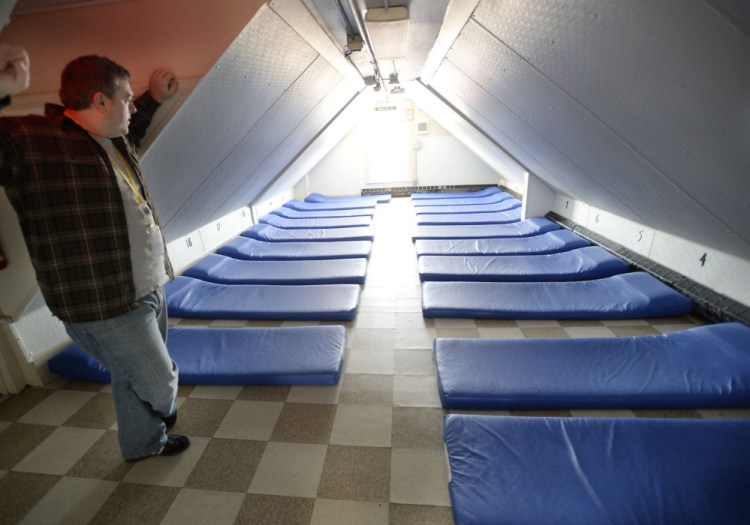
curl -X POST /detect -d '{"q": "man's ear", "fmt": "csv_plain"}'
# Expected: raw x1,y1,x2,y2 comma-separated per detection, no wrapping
91,91,107,111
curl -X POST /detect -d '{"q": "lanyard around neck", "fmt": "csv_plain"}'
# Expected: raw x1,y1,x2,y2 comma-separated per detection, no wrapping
107,146,145,205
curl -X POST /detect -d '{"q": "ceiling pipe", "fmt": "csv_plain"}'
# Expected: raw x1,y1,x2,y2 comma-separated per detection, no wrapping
345,0,389,95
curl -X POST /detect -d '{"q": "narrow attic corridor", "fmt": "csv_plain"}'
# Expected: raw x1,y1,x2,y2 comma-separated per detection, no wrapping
2,196,745,525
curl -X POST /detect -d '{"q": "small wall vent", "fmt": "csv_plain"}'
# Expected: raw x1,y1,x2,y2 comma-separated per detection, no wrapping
416,121,428,134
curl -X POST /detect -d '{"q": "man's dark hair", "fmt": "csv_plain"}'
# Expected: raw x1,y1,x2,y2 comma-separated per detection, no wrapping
59,55,130,110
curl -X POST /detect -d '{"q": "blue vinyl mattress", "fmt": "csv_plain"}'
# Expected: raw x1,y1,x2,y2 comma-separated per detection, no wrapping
412,193,513,207
412,217,558,241
444,415,750,525
414,199,521,215
166,276,360,321
421,271,692,319
435,323,750,409
416,208,521,225
411,187,502,200
271,206,374,219
259,213,371,229
243,223,374,242
49,326,346,385
414,230,590,257
419,246,628,282
218,237,372,260
305,192,391,203
183,253,367,285
283,199,376,211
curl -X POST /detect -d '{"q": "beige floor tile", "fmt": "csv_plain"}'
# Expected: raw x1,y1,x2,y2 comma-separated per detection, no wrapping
286,383,342,405
394,349,435,376
0,420,11,433
394,328,435,349
515,319,562,328
350,328,396,350
608,325,660,337
214,400,283,440
393,375,442,408
18,390,96,426
346,347,395,374
123,436,210,487
434,327,480,338
698,408,750,419
355,312,397,329
601,319,650,326
13,427,105,476
562,326,617,338
519,326,570,339
237,385,291,402
170,398,233,437
395,312,434,329
67,430,133,481
188,385,243,400
476,326,526,339
208,319,248,328
310,498,389,525
330,404,392,447
160,488,245,525
389,502,455,524
433,318,477,329
390,448,451,506
248,442,327,498
19,476,117,525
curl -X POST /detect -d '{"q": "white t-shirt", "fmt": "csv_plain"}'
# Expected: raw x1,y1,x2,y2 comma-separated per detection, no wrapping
94,136,169,299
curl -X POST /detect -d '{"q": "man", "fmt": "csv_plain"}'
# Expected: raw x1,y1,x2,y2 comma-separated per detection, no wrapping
0,46,189,462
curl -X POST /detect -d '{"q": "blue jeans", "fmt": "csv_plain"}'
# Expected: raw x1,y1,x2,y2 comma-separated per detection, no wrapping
63,287,178,460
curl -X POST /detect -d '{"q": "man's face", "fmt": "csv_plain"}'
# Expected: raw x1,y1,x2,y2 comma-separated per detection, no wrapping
100,77,136,138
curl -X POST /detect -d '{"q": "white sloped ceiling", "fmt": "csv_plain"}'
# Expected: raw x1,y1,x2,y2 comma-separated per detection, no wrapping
426,0,750,260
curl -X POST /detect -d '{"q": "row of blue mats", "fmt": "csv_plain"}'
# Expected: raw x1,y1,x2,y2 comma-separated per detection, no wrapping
48,187,750,523
412,188,750,523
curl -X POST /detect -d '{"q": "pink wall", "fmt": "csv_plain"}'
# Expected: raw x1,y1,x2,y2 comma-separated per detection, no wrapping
0,0,264,110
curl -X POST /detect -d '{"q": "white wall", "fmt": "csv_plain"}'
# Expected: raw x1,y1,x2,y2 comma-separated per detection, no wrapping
553,195,750,309
306,98,503,195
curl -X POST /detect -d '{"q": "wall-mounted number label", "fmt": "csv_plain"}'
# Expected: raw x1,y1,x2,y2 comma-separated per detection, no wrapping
185,237,193,248
216,222,221,231
700,253,707,267
637,230,643,242
595,214,600,223
565,200,569,209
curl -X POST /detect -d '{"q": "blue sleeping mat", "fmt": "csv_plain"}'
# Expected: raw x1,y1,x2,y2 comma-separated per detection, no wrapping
421,271,693,319
243,223,374,242
412,193,513,207
444,414,750,525
48,326,345,385
271,206,374,219
183,253,367,285
435,322,750,409
283,199,375,211
413,199,521,215
415,229,590,257
411,187,501,200
412,217,558,241
305,192,391,203
416,208,521,225
166,276,360,321
259,213,371,229
218,237,372,261
419,246,628,282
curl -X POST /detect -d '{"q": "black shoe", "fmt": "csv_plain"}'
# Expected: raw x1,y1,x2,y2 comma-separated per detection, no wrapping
163,412,177,429
126,434,190,462
159,434,190,457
